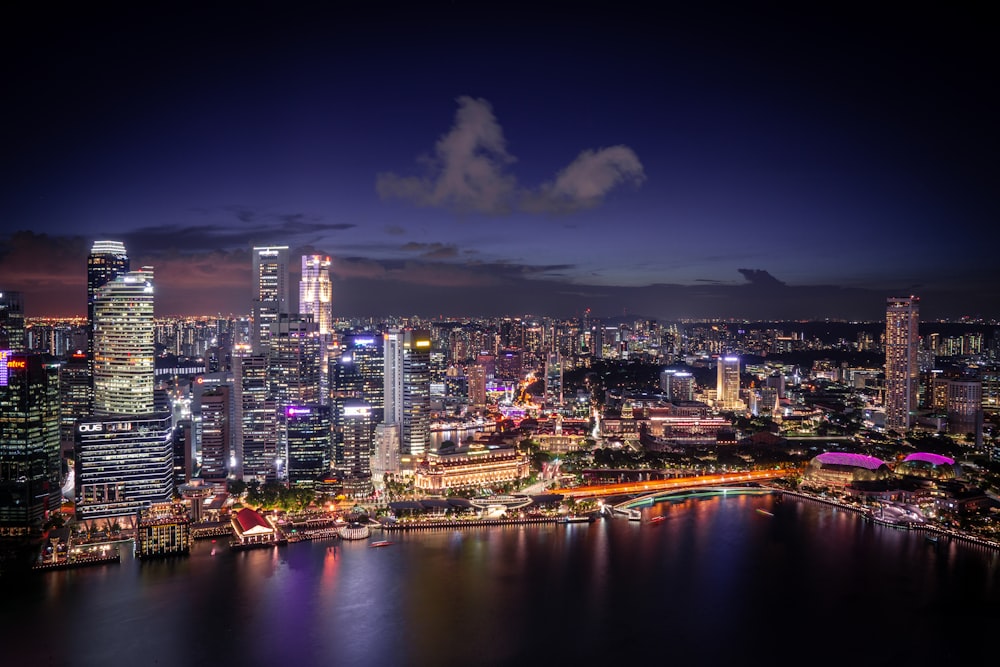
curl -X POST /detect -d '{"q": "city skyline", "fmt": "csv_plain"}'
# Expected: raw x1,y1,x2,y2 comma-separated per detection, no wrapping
1,4,997,320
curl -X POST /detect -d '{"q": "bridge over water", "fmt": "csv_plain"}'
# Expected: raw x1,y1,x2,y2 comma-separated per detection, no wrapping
551,468,798,501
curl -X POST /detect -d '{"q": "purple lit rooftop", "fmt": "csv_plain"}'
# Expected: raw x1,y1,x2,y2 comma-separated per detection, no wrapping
814,452,886,470
902,452,955,466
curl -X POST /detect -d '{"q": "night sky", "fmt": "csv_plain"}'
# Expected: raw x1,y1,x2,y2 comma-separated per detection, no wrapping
1,3,996,320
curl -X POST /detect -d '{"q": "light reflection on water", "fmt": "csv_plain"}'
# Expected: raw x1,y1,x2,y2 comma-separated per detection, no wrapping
4,496,1000,667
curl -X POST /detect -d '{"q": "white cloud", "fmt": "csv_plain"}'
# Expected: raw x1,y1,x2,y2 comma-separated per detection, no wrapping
376,96,517,214
524,145,645,213
376,97,644,214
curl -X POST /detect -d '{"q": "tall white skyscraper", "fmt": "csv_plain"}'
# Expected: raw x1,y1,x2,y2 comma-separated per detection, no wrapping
885,296,919,431
78,265,172,522
92,267,156,416
251,245,289,354
299,254,332,335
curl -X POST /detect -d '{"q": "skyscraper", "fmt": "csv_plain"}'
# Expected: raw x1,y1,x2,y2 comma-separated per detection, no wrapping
299,254,333,404
251,245,289,354
76,265,173,523
233,350,277,483
0,291,26,352
298,255,332,336
338,398,373,497
885,296,919,431
285,405,331,487
716,355,741,411
198,386,231,481
92,268,156,416
87,241,129,409
0,353,61,535
382,329,431,465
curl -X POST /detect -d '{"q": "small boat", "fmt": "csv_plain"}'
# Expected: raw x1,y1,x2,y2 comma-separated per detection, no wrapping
369,540,393,548
756,509,774,517
557,515,592,524
925,534,939,543
648,516,667,524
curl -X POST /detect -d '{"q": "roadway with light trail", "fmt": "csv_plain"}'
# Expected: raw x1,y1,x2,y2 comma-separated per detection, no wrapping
550,468,799,499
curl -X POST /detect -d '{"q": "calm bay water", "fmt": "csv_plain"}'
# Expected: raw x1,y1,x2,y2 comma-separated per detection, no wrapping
4,495,1000,666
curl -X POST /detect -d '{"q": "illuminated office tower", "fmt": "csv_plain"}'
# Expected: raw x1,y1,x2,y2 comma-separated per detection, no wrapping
58,351,90,445
92,267,155,416
75,413,173,522
87,241,129,352
78,265,172,522
716,355,741,410
233,350,277,483
198,386,231,481
299,254,333,404
0,291,25,351
268,314,321,408
298,255,332,335
251,245,289,354
285,405,331,487
0,352,61,536
946,379,982,446
670,371,695,401
885,297,919,431
337,398,373,497
87,241,129,410
401,330,431,459
383,329,431,463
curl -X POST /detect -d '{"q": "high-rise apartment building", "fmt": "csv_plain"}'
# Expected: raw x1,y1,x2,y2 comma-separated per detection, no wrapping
0,353,61,535
251,245,289,354
885,297,919,431
92,268,156,416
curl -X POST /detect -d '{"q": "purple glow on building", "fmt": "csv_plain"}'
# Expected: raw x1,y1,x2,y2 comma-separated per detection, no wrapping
814,452,886,470
287,406,312,417
903,452,955,466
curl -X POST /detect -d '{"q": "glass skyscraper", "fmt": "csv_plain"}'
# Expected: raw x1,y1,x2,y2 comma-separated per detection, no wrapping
251,245,289,354
92,268,156,416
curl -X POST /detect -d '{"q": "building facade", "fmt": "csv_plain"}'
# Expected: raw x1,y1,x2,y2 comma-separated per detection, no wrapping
251,245,289,354
0,353,62,535
885,297,920,431
92,268,156,416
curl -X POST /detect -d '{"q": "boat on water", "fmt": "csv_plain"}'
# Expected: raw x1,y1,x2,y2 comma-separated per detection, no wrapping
756,509,774,517
370,540,393,548
648,516,667,524
557,515,593,524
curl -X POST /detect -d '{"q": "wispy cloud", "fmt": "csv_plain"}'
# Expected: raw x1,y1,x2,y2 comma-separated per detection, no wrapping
376,96,644,214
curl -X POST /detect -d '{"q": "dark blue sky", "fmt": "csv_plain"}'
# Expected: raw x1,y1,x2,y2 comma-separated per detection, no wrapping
1,3,996,319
